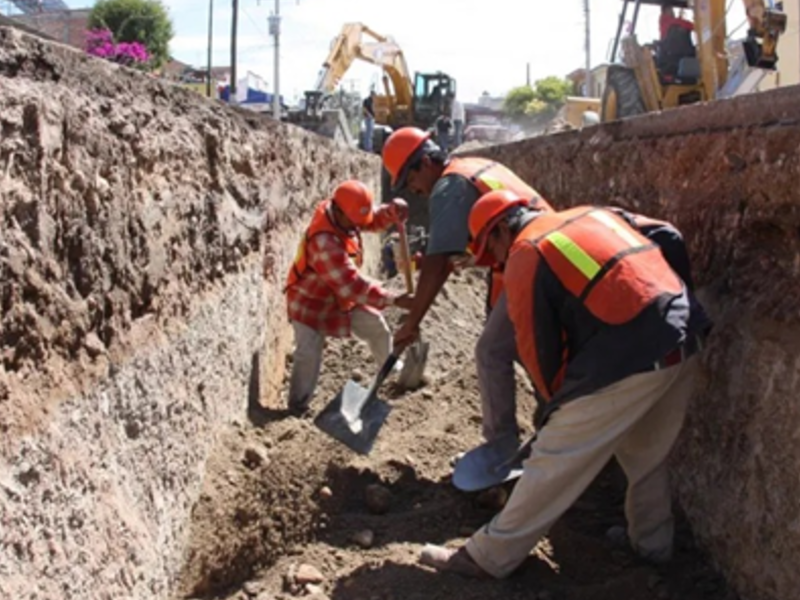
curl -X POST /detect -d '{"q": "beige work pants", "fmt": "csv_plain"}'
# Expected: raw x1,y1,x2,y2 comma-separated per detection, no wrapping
287,309,392,410
467,357,698,578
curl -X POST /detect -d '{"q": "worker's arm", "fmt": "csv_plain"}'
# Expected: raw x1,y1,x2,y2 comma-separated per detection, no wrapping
392,175,480,350
307,233,395,310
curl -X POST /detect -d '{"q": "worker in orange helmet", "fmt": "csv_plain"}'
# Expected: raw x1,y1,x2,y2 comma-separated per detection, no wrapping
283,180,414,416
420,189,711,579
381,126,553,451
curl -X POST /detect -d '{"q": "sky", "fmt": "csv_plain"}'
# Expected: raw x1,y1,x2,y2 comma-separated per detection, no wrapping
69,0,750,104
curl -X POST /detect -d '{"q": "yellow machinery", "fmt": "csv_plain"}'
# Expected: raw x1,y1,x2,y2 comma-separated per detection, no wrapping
566,0,787,124
289,23,456,150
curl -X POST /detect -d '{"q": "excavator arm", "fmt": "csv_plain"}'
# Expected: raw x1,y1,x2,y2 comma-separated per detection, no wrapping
312,23,414,112
740,0,787,69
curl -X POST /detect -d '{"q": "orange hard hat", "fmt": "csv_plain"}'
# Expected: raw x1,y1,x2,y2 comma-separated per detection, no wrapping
332,180,375,227
382,127,431,190
468,189,530,266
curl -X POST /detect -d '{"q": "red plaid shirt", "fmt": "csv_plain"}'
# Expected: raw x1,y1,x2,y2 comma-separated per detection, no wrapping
286,205,395,337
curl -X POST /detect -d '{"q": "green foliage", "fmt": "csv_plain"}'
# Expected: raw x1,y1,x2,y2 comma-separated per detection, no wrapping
523,98,549,116
503,85,536,117
503,76,573,121
88,0,174,68
533,76,572,105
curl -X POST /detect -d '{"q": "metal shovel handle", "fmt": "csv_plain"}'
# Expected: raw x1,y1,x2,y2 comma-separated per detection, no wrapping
366,353,400,399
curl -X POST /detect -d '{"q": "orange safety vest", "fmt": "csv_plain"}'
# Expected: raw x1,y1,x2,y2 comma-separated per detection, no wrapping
517,206,684,325
443,157,553,213
285,199,364,312
445,157,554,310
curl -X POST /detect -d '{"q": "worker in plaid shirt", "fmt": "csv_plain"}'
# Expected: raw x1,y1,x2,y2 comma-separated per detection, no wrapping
284,180,414,415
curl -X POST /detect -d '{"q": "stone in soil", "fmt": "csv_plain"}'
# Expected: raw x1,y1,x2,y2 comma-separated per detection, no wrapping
364,483,392,515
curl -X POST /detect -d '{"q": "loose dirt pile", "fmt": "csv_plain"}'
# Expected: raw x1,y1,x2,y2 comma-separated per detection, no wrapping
179,270,734,600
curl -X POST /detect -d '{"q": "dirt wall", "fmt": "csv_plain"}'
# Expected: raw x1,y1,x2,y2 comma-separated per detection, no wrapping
468,88,800,600
0,27,380,599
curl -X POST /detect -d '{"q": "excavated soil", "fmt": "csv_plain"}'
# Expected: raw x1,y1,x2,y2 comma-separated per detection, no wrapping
180,271,734,600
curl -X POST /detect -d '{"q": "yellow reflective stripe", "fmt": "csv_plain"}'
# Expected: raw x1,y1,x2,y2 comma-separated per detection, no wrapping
546,231,601,279
588,210,642,247
477,174,504,190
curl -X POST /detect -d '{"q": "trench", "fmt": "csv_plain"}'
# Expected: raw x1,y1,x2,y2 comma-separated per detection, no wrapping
3,24,800,600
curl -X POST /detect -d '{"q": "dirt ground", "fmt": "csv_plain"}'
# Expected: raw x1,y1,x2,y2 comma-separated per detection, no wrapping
178,269,736,600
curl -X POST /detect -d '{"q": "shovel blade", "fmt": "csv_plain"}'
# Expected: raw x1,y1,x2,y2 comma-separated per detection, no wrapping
314,379,392,455
397,340,429,390
452,436,524,492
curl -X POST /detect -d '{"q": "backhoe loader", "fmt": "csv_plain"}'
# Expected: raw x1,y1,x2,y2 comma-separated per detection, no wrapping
565,0,786,125
286,23,456,152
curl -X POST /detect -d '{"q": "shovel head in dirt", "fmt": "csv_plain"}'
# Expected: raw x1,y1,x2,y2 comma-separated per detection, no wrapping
314,354,399,455
397,339,429,390
452,433,537,492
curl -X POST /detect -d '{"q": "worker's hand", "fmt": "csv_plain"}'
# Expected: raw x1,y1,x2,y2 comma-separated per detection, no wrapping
392,293,415,311
389,198,409,223
393,321,420,353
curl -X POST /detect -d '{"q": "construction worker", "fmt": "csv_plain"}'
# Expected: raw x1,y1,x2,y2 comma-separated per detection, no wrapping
283,180,413,416
381,126,553,448
419,189,710,579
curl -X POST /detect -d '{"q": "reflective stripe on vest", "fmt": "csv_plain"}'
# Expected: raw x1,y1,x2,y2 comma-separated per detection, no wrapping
525,207,684,325
284,200,364,311
442,157,552,212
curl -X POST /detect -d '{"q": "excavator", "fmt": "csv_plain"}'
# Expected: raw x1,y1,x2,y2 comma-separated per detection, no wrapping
286,23,456,152
566,0,787,124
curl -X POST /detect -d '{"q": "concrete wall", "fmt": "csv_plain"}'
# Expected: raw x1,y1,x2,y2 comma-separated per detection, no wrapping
0,27,380,599
469,87,800,600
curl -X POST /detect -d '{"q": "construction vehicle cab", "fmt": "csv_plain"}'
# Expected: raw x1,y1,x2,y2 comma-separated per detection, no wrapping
601,0,787,121
412,71,456,129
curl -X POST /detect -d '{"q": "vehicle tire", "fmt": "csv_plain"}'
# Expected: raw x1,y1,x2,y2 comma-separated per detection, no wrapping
602,65,646,121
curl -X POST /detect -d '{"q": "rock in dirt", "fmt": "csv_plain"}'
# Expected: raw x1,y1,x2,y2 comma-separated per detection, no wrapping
364,483,392,515
242,447,268,470
319,486,333,499
352,529,375,549
476,487,508,510
294,564,325,585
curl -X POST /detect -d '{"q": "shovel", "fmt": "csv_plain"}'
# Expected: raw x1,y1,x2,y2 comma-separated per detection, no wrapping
314,353,399,455
452,431,538,492
395,222,429,390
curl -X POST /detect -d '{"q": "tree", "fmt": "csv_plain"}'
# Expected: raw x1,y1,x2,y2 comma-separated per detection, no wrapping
503,85,536,118
534,76,572,106
88,0,174,68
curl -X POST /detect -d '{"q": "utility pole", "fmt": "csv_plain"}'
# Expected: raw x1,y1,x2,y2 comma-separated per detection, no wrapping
584,0,593,96
230,0,239,105
206,0,214,97
268,0,281,119
526,62,531,87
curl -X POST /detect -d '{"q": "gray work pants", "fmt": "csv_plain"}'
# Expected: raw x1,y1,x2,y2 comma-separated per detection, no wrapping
287,309,391,410
467,358,697,578
475,291,520,442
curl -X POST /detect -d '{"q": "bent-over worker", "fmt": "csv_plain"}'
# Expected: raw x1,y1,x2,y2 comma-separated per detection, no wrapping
283,180,413,416
381,126,553,447
420,189,711,579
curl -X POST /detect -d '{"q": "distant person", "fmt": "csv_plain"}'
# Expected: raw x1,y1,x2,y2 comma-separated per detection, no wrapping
362,90,376,152
434,114,452,154
451,98,465,148
282,180,412,415
659,4,694,40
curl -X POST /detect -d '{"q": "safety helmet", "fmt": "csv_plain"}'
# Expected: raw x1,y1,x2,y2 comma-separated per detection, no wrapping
332,180,374,227
468,189,530,266
382,127,431,190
